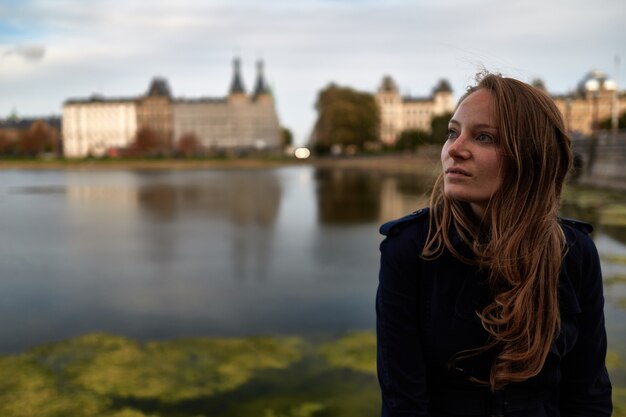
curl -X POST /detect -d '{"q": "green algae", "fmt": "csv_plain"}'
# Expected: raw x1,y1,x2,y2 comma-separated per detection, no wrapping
318,331,377,375
0,331,624,416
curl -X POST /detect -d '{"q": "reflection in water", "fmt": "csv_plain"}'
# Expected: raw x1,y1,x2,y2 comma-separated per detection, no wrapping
315,169,382,224
379,173,432,222
132,172,282,280
314,168,432,225
135,172,281,227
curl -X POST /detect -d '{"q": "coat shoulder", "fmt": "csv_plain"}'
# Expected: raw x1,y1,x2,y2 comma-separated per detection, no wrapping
559,217,594,235
379,208,429,237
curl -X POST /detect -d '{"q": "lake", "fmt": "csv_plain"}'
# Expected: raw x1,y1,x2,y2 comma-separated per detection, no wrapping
0,164,625,413
0,165,431,353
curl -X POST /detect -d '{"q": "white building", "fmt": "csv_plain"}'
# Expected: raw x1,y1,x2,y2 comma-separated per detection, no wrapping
62,58,281,158
63,97,137,157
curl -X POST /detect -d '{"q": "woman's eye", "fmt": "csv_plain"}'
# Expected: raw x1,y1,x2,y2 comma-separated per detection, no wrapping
476,133,494,143
446,129,458,140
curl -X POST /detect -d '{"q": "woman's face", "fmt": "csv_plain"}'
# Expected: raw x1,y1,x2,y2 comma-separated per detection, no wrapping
441,89,504,218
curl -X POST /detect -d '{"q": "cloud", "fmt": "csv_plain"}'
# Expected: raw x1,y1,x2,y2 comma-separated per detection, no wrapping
2,45,46,62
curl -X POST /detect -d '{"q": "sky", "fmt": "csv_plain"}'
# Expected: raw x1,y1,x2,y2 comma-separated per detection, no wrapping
0,0,625,146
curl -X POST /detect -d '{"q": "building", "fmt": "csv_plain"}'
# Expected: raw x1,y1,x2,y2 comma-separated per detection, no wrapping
0,115,61,155
136,77,174,151
172,59,281,151
375,70,625,145
63,96,137,157
552,70,626,136
62,59,282,158
375,76,455,145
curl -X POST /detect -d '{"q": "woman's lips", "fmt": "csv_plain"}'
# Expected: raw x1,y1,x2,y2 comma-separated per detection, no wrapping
445,167,471,177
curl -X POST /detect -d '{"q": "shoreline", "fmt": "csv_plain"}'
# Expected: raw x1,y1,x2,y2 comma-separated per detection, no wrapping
0,153,442,174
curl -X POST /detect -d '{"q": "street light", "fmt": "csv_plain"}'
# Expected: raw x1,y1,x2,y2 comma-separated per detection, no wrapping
584,78,600,178
585,78,600,136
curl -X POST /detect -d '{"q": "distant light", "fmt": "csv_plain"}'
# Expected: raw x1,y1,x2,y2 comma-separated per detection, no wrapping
294,147,311,159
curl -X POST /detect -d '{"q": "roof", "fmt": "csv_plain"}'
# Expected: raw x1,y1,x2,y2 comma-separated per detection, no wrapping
147,77,172,98
0,116,61,129
174,97,227,104
402,96,432,103
379,75,399,93
64,95,137,105
432,79,452,94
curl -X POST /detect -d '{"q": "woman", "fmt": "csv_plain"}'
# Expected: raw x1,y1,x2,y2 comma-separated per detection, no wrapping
376,73,612,416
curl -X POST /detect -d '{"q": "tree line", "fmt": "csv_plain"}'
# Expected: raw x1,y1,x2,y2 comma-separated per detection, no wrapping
120,127,293,158
0,120,60,157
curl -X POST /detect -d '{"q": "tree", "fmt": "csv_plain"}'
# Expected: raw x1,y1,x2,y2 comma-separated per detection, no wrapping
599,112,626,130
0,131,16,155
130,127,164,157
281,127,293,149
19,120,56,156
429,112,454,145
395,129,431,151
176,132,203,157
312,84,380,154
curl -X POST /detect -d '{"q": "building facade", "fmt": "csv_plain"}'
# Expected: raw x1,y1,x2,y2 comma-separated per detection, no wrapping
62,59,282,158
375,70,625,145
552,70,625,136
172,60,281,151
136,78,174,151
375,76,455,145
63,97,137,157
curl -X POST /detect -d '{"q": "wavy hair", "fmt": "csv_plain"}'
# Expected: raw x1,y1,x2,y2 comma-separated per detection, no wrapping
423,73,573,390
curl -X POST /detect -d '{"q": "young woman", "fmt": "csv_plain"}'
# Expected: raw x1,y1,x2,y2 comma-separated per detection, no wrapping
376,73,612,416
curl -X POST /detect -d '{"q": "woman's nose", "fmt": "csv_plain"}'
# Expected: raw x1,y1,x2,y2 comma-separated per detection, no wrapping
447,135,471,160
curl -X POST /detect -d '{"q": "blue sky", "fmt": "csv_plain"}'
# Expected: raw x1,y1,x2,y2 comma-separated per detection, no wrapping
0,0,624,145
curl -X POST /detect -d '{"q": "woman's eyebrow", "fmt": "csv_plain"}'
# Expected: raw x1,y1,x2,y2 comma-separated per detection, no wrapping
448,119,497,131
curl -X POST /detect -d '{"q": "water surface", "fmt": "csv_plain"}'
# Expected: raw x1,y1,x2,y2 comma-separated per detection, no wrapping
0,166,624,363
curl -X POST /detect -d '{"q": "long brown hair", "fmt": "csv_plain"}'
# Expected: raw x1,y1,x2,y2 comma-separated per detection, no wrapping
423,73,573,390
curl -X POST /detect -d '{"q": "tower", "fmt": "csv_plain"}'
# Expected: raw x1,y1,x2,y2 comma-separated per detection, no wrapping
253,60,272,103
229,57,247,103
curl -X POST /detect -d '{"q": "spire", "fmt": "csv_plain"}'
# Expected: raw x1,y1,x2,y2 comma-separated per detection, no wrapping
229,57,246,94
253,60,271,98
146,77,172,98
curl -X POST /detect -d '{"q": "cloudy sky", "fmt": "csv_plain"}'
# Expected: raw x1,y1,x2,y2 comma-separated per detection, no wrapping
1,0,624,145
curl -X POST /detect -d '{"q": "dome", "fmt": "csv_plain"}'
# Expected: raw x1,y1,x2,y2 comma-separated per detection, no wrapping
577,69,616,95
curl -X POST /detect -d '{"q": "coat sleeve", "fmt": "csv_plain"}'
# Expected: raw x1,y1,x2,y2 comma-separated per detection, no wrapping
559,231,612,416
376,230,431,417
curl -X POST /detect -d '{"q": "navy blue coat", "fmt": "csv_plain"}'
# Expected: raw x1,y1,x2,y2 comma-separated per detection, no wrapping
376,208,612,416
